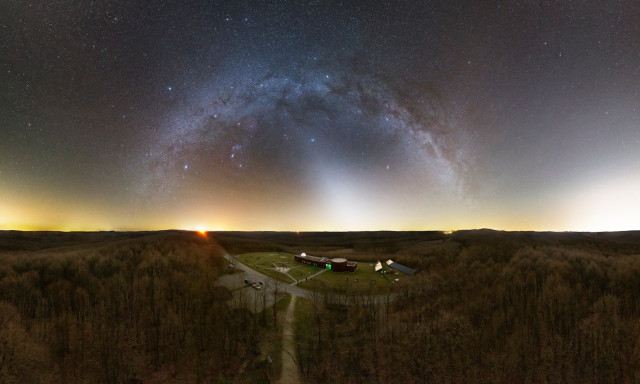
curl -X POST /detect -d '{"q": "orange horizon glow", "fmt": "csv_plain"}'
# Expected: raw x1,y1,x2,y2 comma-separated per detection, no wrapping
1,220,638,233
2,179,639,234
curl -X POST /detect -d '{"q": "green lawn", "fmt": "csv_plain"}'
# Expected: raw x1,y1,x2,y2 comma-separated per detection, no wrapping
235,252,409,292
253,266,293,282
297,262,405,293
287,265,319,281
235,252,317,283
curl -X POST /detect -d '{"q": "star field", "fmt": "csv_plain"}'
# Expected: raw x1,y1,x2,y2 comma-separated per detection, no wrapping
1,1,640,231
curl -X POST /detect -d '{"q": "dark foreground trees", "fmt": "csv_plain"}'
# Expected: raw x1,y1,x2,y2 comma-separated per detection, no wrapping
3,230,640,383
294,235,640,383
0,232,265,384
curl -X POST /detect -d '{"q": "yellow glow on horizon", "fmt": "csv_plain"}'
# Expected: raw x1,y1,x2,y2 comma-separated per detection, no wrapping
2,171,639,233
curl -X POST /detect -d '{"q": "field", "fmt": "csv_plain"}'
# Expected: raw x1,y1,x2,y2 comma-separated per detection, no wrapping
235,251,410,293
234,251,318,283
296,261,404,293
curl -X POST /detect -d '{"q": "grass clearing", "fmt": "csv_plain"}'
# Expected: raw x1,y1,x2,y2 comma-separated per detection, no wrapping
297,262,406,293
287,265,318,281
236,252,319,283
254,266,293,282
236,252,411,292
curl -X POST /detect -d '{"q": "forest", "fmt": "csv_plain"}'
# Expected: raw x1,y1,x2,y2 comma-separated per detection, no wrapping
0,231,266,383
1,229,640,383
285,230,640,384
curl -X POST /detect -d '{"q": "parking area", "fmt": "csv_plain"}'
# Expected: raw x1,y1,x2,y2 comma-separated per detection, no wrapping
216,268,283,313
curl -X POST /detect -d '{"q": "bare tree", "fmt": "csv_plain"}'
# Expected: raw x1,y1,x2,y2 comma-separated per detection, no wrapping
269,277,283,326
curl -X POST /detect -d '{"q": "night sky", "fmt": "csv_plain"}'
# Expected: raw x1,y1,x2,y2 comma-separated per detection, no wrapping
2,1,640,231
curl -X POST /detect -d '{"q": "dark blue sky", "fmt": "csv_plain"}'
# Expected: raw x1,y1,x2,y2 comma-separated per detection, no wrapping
2,1,639,231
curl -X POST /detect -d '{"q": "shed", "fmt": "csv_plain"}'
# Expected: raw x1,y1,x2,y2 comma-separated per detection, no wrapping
385,259,416,275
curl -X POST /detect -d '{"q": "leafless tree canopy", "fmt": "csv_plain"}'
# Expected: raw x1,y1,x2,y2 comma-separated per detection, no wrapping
1,230,640,383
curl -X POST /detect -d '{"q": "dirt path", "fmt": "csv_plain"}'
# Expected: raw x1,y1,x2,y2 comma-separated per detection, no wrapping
292,268,327,285
277,295,301,384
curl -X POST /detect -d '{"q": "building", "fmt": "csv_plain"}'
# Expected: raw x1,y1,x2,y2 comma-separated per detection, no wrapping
385,259,416,275
295,253,358,272
295,253,330,268
330,257,358,272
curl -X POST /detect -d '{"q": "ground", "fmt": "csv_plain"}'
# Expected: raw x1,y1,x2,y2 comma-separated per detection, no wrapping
235,251,409,294
234,252,320,283
277,295,301,384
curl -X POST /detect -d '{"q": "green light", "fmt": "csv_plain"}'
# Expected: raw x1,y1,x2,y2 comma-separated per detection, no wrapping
327,264,331,270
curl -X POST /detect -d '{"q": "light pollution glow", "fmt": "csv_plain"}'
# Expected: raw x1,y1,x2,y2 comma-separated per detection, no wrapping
3,171,639,232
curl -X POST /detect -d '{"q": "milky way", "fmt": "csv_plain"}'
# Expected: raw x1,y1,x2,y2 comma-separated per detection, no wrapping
139,53,474,207
2,1,640,231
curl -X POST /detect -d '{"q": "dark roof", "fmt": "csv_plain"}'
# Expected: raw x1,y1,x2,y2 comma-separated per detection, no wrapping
388,262,416,275
296,254,329,263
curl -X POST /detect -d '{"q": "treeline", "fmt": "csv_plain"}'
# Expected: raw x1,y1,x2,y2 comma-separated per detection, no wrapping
0,232,266,384
213,231,446,255
294,234,640,383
